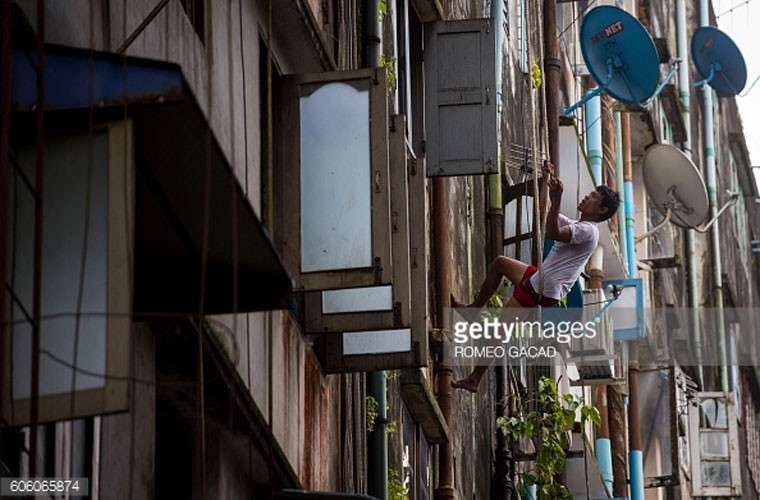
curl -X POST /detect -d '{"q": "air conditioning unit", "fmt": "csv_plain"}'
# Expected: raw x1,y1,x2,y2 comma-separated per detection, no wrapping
568,289,615,381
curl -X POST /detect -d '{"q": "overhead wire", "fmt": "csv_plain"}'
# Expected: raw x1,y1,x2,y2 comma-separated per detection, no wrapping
716,0,756,18
118,2,138,499
557,0,598,39
28,0,46,477
197,0,216,495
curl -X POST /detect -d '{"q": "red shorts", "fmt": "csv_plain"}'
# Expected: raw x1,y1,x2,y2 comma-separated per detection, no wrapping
512,265,559,308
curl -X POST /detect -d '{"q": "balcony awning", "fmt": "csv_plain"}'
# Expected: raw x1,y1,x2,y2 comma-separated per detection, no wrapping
8,44,292,314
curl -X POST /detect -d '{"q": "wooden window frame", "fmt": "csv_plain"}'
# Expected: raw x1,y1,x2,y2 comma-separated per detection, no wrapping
2,121,132,426
277,68,392,292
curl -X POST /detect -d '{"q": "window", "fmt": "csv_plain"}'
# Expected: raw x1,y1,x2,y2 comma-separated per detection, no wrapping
516,0,528,73
743,382,760,492
660,107,673,144
277,69,392,291
689,393,742,496
730,153,750,265
276,70,427,372
396,0,424,155
503,187,535,263
3,124,131,426
399,405,431,500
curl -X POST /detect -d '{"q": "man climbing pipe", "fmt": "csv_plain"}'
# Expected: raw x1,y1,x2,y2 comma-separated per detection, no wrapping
451,160,620,393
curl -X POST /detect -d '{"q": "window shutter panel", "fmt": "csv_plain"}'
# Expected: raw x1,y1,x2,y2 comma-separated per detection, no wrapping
425,19,497,177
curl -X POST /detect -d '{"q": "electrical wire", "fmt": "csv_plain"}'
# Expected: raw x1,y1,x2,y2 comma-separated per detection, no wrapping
716,0,756,18
557,0,599,39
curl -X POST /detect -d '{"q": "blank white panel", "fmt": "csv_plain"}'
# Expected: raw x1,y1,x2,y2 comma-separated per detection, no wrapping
300,81,372,272
322,286,393,314
343,329,411,355
13,132,109,398
609,289,638,330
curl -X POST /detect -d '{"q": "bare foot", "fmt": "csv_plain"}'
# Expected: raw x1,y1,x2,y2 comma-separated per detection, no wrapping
451,377,480,393
451,293,481,324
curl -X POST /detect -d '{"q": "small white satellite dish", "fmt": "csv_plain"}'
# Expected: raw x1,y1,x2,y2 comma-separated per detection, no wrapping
640,144,739,240
642,145,709,229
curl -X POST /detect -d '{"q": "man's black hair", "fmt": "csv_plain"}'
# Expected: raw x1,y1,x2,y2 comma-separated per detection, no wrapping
595,185,620,222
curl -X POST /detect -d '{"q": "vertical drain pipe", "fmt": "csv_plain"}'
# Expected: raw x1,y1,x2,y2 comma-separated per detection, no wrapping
607,113,636,497
586,93,603,186
433,177,454,500
368,372,388,500
614,112,627,267
363,2,387,497
544,0,561,171
622,114,636,277
699,0,729,393
589,249,613,496
676,0,705,389
629,344,644,500
490,1,511,497
595,387,613,496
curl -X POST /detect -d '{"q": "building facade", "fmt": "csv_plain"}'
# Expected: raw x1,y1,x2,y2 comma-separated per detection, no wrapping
1,0,759,499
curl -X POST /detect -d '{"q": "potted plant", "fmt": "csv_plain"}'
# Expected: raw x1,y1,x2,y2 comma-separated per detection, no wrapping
497,377,600,499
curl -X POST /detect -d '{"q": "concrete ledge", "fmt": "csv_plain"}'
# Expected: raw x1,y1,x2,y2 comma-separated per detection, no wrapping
399,369,450,444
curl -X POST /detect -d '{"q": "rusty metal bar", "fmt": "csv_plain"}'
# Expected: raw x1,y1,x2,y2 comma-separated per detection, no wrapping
0,0,13,455
543,0,561,173
116,0,171,55
433,177,454,500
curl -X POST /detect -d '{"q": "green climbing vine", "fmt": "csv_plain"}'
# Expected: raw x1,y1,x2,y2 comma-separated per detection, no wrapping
388,469,409,500
366,395,379,433
380,53,398,94
497,377,600,499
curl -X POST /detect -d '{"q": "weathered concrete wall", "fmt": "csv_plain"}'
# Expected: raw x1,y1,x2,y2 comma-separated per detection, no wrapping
99,324,155,500
12,0,361,493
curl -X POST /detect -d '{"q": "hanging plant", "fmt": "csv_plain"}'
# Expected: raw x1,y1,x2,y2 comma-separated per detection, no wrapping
497,377,600,499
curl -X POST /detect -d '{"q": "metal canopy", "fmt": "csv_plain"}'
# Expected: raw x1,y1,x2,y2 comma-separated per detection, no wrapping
9,44,293,314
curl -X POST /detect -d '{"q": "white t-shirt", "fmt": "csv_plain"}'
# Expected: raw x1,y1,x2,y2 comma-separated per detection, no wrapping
528,214,599,300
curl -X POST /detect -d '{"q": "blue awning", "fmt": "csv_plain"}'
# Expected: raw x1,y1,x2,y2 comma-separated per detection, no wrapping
8,44,293,314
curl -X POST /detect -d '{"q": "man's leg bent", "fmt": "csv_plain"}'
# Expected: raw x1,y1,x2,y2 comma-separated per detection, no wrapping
467,256,530,308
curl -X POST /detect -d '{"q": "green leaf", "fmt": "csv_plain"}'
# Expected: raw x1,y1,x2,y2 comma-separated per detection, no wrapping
581,405,602,428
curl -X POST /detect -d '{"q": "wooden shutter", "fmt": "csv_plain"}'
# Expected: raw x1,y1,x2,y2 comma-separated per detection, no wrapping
424,19,497,177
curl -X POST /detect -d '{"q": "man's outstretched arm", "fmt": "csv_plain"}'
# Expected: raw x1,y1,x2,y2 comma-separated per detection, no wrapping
544,176,572,243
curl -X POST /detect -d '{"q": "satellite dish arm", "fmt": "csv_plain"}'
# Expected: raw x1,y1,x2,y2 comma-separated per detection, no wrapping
694,191,740,233
639,59,681,108
635,208,672,244
586,287,624,324
694,62,717,89
563,61,615,116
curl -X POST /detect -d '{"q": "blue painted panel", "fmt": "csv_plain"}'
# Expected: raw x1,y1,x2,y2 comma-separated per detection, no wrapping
9,46,184,111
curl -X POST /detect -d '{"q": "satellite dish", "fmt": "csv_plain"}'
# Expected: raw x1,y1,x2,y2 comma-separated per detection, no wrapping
692,26,747,97
642,145,709,229
564,6,673,115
